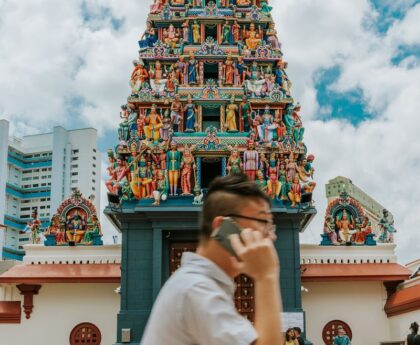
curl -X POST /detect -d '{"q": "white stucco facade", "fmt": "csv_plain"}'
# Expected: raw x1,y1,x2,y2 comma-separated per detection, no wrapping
303,281,391,345
0,283,120,345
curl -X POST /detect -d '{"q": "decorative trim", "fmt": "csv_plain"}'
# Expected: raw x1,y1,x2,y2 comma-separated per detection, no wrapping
0,301,21,324
16,284,41,319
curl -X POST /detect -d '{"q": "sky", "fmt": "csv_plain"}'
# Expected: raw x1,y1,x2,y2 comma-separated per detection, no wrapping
0,0,419,264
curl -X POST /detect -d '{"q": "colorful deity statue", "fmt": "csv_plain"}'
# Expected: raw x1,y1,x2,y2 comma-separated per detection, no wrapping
336,210,356,244
65,210,87,243
152,170,168,206
132,156,152,199
274,60,285,86
324,215,339,245
167,142,182,196
180,146,196,195
139,21,157,50
144,105,163,142
26,208,42,244
175,56,188,85
188,52,199,85
288,175,302,208
286,153,298,182
172,0,185,5
239,96,252,132
255,170,268,193
182,20,190,43
161,110,172,141
192,20,201,44
273,110,286,141
266,155,280,200
266,22,281,50
137,111,147,139
164,24,180,49
292,104,305,145
378,209,397,243
130,60,149,93
235,57,246,86
227,148,243,175
224,53,235,85
119,105,130,142
225,96,238,132
150,0,163,14
46,214,66,245
243,140,259,181
257,105,276,142
232,20,241,42
244,24,262,50
222,21,231,44
353,216,371,245
278,162,288,201
171,95,183,132
184,95,198,132
166,67,178,94
83,214,102,244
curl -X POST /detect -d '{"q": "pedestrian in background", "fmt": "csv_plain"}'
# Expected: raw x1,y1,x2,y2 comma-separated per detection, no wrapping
405,322,420,345
294,327,305,345
333,326,351,345
285,328,299,345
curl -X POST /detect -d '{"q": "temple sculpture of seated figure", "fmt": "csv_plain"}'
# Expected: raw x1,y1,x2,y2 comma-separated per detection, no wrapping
245,23,262,50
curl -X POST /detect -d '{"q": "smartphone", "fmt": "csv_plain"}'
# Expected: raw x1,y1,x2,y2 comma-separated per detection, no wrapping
212,218,242,257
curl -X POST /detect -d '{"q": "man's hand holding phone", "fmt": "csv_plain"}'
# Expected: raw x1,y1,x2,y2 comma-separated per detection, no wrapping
229,229,279,281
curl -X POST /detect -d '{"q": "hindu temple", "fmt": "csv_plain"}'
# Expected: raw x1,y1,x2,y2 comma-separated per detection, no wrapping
105,0,317,343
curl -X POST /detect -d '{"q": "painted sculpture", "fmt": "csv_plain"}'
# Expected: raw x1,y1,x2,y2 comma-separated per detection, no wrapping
25,208,42,245
106,0,316,208
44,190,103,246
321,191,376,246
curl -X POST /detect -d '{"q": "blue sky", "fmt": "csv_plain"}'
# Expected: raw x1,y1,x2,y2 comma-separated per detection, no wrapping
0,0,419,263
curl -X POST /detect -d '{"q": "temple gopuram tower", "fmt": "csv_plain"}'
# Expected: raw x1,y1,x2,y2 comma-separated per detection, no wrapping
105,1,316,343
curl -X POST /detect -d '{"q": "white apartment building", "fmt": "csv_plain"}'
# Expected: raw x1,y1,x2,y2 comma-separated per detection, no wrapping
0,120,101,260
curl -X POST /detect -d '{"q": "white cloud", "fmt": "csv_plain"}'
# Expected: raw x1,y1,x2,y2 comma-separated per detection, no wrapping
1,0,419,263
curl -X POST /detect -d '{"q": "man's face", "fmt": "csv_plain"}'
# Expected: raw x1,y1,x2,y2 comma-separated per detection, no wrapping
231,199,276,241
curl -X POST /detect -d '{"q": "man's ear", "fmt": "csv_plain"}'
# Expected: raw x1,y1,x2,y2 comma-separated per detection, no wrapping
211,216,224,236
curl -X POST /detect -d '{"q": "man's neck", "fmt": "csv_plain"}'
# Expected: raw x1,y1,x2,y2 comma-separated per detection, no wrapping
196,239,237,278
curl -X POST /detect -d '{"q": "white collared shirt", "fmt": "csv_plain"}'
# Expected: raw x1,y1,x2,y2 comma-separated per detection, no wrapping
140,252,258,345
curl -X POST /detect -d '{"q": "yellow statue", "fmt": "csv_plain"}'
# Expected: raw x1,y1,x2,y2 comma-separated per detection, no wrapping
336,210,356,243
144,104,163,142
193,20,201,44
225,97,238,132
237,0,251,5
245,23,262,50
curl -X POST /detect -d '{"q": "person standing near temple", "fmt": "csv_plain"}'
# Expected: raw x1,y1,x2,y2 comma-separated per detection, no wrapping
405,322,420,345
333,326,351,345
293,327,304,345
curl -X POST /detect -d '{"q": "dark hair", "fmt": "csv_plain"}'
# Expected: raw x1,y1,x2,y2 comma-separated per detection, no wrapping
285,328,295,341
293,327,302,335
411,322,419,334
199,174,271,239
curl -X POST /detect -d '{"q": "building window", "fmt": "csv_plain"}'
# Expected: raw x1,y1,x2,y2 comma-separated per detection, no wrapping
72,172,78,176
93,149,97,153
72,157,78,161
69,323,101,345
93,156,96,160
322,320,352,345
72,180,78,184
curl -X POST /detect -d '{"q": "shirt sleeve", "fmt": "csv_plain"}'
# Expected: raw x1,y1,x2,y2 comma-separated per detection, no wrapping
183,282,258,345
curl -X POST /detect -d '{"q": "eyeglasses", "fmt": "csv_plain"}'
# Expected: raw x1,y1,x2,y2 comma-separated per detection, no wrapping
225,214,276,236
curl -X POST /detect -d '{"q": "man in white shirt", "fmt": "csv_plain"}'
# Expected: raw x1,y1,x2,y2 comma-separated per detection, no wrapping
141,173,283,345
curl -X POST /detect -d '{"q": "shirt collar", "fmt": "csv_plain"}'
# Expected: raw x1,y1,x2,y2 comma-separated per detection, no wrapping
181,252,235,296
